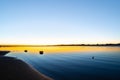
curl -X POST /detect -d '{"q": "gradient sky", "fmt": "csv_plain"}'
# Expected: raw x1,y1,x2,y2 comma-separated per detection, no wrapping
0,0,120,44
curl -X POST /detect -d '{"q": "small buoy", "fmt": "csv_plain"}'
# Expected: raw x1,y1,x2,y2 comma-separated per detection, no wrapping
24,50,28,52
39,51,44,55
92,56,94,59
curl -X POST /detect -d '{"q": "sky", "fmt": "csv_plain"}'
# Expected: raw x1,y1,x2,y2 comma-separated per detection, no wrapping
0,0,120,45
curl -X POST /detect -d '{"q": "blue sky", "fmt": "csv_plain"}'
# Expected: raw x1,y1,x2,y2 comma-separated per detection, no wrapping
0,0,120,44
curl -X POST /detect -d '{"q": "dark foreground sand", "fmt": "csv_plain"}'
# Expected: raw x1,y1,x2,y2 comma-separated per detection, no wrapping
0,56,53,80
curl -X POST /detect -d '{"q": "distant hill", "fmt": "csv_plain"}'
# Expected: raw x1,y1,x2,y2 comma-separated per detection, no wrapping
0,43,120,47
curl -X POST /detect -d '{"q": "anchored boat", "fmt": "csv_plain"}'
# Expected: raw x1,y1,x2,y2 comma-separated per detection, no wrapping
39,51,44,55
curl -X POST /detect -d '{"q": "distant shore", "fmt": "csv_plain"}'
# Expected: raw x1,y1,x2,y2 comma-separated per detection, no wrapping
0,43,120,47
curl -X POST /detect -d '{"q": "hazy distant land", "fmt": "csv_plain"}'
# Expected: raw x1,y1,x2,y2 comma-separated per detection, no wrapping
0,43,120,47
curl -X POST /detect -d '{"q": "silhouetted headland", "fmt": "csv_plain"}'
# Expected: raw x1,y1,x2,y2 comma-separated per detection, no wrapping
0,51,10,56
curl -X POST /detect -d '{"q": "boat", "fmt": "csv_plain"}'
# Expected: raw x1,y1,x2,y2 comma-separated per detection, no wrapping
0,51,10,56
24,50,28,52
39,51,44,55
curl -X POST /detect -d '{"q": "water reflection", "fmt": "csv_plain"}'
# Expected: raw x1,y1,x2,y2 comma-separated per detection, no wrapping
7,53,120,79
1,46,120,80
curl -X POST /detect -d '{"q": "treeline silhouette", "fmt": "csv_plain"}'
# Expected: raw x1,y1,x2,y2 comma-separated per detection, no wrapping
0,43,120,47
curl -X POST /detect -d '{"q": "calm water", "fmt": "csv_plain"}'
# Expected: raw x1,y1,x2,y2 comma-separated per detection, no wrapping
1,46,120,80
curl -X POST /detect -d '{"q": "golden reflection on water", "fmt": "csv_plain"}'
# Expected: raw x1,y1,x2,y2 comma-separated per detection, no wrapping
0,46,120,54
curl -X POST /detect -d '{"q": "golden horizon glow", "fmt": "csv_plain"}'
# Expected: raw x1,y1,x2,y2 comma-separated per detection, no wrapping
0,46,120,54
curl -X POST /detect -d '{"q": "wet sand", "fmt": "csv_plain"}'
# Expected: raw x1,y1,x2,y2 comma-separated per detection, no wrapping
0,56,53,80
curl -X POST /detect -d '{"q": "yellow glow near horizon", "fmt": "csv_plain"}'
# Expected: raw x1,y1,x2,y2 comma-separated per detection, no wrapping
0,46,120,54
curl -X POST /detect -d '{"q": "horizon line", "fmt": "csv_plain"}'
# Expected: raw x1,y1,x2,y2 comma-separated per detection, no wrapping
0,43,120,47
